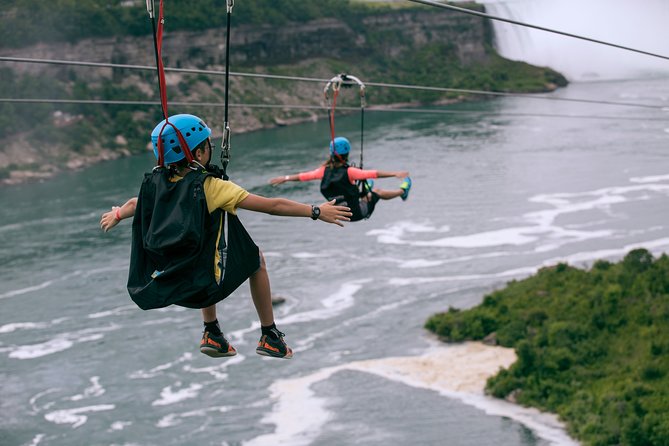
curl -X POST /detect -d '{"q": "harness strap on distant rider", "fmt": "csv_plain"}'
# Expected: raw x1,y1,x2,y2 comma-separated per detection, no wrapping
323,74,367,189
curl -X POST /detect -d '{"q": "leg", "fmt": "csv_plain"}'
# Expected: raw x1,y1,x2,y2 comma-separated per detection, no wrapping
370,188,403,200
249,251,274,326
200,304,236,358
251,251,293,359
201,305,217,323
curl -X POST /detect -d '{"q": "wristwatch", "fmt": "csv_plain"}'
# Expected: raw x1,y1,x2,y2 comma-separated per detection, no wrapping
311,205,321,220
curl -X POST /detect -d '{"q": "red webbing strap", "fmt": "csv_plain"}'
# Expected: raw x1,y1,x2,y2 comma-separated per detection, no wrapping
328,89,347,165
154,0,193,166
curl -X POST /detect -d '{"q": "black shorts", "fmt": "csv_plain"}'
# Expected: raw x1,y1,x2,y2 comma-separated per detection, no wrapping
359,192,380,220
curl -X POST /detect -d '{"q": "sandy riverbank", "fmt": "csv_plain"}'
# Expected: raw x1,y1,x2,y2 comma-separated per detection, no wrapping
246,342,579,446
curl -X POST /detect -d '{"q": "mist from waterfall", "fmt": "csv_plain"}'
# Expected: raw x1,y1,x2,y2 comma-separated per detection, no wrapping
477,0,669,81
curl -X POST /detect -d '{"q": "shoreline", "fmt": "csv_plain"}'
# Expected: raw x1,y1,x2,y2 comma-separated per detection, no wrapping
247,341,579,446
0,91,550,187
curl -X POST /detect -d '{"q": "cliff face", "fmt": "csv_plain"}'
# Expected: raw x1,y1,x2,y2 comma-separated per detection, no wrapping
3,9,489,76
0,6,562,184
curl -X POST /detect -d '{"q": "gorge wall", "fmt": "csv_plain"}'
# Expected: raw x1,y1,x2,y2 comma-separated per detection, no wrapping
0,4,563,184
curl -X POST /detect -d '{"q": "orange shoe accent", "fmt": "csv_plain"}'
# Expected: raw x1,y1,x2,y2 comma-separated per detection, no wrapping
260,341,280,353
202,336,222,349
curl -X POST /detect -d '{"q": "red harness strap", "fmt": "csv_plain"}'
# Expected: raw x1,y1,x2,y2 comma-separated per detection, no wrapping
154,0,194,166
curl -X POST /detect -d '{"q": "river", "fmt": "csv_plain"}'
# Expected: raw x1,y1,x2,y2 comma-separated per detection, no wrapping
1,77,668,445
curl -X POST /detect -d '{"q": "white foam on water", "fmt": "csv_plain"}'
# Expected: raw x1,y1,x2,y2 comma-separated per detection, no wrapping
7,325,120,359
390,237,669,289
140,316,190,327
29,389,59,414
551,237,669,267
245,343,577,446
0,317,69,334
243,367,339,446
372,181,669,251
44,404,115,429
398,259,445,268
389,266,538,286
414,226,545,248
69,376,105,401
25,434,46,446
129,352,193,379
0,270,83,300
183,353,245,380
107,421,132,432
366,221,451,245
151,382,204,407
156,406,229,429
291,252,327,259
0,322,50,334
629,173,669,184
275,280,367,325
88,305,137,319
293,290,428,353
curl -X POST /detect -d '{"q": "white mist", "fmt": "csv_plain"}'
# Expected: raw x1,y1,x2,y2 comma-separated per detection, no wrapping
477,0,669,81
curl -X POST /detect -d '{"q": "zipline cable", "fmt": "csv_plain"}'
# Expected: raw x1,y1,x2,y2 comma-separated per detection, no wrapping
405,0,669,61
2,98,666,122
0,56,665,110
220,0,233,176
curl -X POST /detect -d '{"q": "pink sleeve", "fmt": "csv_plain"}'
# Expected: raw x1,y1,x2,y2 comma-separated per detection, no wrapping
298,166,326,182
347,167,378,181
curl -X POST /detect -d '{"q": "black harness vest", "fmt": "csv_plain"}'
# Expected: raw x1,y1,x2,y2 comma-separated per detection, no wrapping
320,165,370,222
127,167,259,310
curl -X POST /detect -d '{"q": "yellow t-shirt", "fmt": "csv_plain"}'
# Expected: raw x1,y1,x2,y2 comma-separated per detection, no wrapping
202,176,249,215
204,177,249,283
171,173,250,283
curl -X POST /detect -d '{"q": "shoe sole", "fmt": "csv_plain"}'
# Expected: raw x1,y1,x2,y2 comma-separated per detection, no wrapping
256,347,293,359
200,346,237,358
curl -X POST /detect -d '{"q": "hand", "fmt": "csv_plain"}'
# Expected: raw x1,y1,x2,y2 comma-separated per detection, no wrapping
100,207,120,232
317,199,352,227
395,171,409,179
269,176,289,186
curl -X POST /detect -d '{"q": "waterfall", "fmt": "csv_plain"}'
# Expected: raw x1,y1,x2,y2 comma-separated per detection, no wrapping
476,0,669,81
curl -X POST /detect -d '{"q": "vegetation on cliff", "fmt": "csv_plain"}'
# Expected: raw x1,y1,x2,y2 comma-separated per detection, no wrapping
0,0,566,182
0,0,372,48
425,249,669,446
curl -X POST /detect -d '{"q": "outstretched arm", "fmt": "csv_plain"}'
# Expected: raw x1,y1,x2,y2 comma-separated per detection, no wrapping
238,194,351,227
269,173,300,185
100,197,137,232
376,170,409,179
269,166,325,185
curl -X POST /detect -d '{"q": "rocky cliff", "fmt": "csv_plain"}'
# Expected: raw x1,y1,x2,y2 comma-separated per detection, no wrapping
0,4,565,184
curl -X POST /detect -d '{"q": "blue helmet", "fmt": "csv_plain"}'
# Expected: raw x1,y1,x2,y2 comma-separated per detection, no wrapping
329,137,351,156
151,114,212,164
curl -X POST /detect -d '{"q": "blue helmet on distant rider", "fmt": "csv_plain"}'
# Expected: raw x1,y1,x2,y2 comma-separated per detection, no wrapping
151,114,212,164
329,137,351,156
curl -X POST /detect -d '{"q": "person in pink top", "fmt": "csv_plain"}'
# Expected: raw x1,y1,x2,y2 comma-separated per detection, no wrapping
270,137,412,221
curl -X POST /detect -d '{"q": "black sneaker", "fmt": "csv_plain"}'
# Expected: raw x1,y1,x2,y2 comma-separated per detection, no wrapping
256,328,293,359
200,330,237,358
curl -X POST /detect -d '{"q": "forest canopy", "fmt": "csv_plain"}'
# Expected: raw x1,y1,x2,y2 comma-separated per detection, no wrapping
426,249,669,446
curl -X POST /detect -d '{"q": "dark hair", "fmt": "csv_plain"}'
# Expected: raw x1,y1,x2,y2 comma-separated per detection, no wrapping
169,139,209,169
322,153,348,168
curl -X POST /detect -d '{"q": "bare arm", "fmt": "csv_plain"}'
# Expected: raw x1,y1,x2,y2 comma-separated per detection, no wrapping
269,173,300,185
238,194,351,227
100,197,137,232
376,170,409,179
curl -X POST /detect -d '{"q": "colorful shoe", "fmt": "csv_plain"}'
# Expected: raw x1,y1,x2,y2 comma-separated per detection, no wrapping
200,330,237,358
256,328,293,359
400,177,412,201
